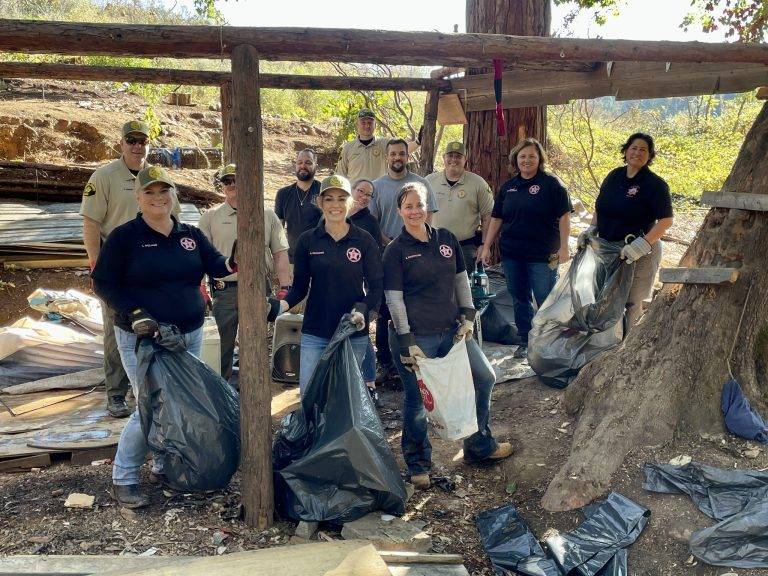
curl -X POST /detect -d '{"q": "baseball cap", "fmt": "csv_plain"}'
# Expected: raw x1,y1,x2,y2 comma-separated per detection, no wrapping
358,108,376,120
218,164,236,179
320,174,352,196
136,165,174,190
444,141,466,155
122,120,150,138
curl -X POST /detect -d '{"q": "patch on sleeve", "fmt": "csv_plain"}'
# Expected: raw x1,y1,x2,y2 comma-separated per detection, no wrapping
83,182,96,197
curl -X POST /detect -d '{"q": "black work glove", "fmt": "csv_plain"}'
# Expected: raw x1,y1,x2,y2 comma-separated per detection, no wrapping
130,308,159,339
227,239,238,271
266,297,287,322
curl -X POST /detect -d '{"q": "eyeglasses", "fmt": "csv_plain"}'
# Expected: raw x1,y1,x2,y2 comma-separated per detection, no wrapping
125,136,148,146
221,178,236,186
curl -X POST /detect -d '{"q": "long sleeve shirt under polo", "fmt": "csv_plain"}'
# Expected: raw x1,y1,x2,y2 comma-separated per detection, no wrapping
284,221,383,340
92,214,232,334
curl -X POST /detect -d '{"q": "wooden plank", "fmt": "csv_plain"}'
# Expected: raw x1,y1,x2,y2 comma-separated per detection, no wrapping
701,191,768,211
659,267,739,284
69,445,117,466
0,453,51,472
388,565,470,576
2,368,104,396
378,551,463,565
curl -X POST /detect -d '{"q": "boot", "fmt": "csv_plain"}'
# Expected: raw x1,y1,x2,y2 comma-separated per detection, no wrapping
112,484,149,509
107,395,131,418
410,473,431,490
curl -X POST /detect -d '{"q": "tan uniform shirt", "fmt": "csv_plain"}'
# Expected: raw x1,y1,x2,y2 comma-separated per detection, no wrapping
335,137,388,183
425,169,494,242
198,202,289,282
79,158,180,240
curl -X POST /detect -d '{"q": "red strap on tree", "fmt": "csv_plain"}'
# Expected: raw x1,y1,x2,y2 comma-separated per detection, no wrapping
493,58,506,136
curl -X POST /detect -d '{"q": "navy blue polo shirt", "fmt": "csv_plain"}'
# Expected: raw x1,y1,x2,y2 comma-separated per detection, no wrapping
491,171,572,262
596,166,673,242
382,225,465,335
274,180,322,260
349,207,383,250
92,214,231,334
285,221,383,340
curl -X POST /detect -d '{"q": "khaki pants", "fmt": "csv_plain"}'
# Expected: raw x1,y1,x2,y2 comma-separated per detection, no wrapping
101,305,131,400
212,284,238,382
625,241,662,332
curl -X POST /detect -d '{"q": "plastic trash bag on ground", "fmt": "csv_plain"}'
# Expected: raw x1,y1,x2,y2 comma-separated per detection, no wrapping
414,337,478,440
136,325,240,492
273,317,407,523
528,237,634,389
721,379,768,443
643,461,768,568
483,289,522,345
545,492,649,576
476,504,562,576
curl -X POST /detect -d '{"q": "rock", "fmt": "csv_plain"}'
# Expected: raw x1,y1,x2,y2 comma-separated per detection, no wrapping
380,514,395,523
64,493,94,508
211,530,228,546
669,455,692,466
120,507,138,521
743,447,761,459
505,481,517,495
139,547,158,557
341,512,432,553
294,521,318,540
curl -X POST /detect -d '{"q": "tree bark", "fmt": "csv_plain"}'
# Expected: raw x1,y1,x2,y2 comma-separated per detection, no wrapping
231,44,273,529
220,81,233,165
465,0,550,196
541,102,768,512
417,89,439,176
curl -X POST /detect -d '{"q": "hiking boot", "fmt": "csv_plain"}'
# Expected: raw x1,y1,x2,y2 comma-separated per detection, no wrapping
513,345,528,359
148,471,166,486
112,484,149,509
375,363,395,384
487,442,514,461
107,395,131,418
410,473,431,490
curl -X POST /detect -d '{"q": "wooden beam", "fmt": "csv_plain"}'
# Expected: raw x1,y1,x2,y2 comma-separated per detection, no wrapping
220,81,233,164
417,89,439,176
659,267,739,284
0,453,51,472
3,20,768,65
701,191,768,211
231,44,273,530
0,61,450,91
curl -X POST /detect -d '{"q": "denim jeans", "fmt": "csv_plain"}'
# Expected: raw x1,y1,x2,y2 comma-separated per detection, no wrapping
112,325,203,486
299,332,369,396
362,340,377,383
388,325,498,475
501,258,558,344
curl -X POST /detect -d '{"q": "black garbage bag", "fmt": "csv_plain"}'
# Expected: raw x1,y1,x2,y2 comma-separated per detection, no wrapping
545,492,649,576
273,316,407,523
475,504,562,576
483,290,522,345
596,549,626,576
135,325,240,492
643,461,768,568
528,237,634,389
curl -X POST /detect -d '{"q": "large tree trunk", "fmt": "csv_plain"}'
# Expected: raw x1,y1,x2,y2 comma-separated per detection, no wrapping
465,0,550,195
541,102,768,512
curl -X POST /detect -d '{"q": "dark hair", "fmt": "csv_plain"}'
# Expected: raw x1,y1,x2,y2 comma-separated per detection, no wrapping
296,148,317,162
396,181,428,208
386,138,409,153
508,137,548,173
352,178,374,192
620,133,655,165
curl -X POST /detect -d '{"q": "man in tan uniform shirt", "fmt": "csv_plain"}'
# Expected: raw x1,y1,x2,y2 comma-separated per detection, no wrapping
199,164,291,381
426,141,494,266
80,120,178,418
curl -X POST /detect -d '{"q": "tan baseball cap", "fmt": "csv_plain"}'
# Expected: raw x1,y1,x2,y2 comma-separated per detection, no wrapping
444,141,466,155
320,174,352,196
136,165,174,190
218,164,236,179
122,120,150,138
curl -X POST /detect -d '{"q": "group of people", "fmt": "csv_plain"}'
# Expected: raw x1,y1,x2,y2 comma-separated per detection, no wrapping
80,108,673,508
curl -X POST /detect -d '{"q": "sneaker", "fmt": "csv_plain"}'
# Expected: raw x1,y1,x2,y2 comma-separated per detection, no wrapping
410,473,431,490
513,345,528,359
111,484,149,509
107,395,131,418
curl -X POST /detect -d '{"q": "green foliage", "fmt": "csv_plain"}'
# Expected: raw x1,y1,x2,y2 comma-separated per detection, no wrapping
142,106,162,140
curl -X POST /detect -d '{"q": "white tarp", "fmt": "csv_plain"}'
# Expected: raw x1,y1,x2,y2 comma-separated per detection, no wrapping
27,288,103,334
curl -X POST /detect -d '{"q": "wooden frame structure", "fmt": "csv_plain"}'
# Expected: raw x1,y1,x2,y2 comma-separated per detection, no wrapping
3,18,768,529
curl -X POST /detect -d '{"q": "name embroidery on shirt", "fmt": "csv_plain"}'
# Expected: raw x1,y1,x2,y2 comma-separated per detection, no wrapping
180,237,197,251
627,185,640,198
405,253,422,260
529,185,541,195
439,244,453,258
346,247,361,262
141,243,158,248
310,251,325,255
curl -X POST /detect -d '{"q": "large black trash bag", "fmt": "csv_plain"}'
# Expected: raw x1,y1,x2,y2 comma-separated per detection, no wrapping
135,325,240,492
273,316,407,523
483,290,522,345
545,492,649,576
528,238,634,389
596,549,627,576
643,461,768,568
475,504,562,576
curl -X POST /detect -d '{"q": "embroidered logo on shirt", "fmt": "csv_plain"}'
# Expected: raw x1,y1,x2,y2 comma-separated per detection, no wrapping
439,244,453,258
310,251,325,255
405,253,422,260
83,183,96,197
141,243,158,248
457,189,467,199
627,185,640,197
180,237,197,251
372,148,381,157
346,247,362,262
529,185,541,195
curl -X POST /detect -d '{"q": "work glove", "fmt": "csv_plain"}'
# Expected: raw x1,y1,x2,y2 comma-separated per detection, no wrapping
276,285,291,300
349,310,365,331
397,333,426,372
620,236,652,264
266,297,288,322
455,307,477,342
130,308,159,339
227,239,238,272
576,225,596,251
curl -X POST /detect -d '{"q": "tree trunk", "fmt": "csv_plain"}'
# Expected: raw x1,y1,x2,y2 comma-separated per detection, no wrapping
465,0,550,195
541,102,768,512
417,89,439,176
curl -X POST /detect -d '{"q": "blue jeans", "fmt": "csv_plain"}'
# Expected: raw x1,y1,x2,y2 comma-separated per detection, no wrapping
112,325,203,486
299,332,369,396
501,259,558,344
362,340,377,383
388,325,498,475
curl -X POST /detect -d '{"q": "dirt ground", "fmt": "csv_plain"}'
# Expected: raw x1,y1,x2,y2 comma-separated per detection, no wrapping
2,79,765,575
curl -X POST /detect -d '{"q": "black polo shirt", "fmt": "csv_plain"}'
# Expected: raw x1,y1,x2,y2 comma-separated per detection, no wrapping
274,180,322,260
491,170,572,262
285,221,383,340
349,207,383,250
382,225,465,335
596,166,673,242
92,214,231,334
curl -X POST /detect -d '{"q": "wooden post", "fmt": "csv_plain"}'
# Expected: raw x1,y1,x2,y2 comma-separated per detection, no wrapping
230,44,273,530
417,89,439,176
220,81,234,164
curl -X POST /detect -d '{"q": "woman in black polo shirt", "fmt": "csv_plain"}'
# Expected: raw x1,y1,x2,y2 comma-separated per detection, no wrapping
579,132,673,331
383,182,512,490
92,165,235,510
481,137,572,359
269,174,383,397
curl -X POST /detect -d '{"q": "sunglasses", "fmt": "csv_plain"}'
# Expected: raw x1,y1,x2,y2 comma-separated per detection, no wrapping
125,136,148,146
221,178,236,186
